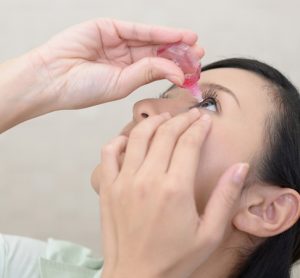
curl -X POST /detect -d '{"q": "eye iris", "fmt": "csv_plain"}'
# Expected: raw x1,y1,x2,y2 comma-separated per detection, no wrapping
201,99,215,107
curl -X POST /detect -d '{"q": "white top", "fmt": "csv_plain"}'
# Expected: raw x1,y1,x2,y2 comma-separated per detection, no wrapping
0,234,46,278
0,234,103,278
1,233,300,277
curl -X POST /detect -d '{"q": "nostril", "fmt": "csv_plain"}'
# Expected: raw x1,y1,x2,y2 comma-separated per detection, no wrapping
141,113,149,118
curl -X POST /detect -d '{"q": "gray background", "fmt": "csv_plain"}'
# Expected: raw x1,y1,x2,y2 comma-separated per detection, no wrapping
0,0,299,273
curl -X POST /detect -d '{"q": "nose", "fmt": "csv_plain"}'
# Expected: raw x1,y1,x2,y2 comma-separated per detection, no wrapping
133,99,164,123
132,97,199,123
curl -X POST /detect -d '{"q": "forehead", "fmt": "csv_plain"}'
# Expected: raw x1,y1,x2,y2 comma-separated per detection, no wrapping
165,68,275,120
200,68,272,103
201,68,274,112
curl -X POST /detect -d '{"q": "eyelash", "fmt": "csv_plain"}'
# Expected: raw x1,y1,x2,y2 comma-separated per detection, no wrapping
194,88,220,112
158,88,220,112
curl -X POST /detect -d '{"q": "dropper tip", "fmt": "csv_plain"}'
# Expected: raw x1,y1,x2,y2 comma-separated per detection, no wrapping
189,84,203,102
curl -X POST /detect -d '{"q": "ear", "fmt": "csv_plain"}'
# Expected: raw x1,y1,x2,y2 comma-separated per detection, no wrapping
233,184,300,237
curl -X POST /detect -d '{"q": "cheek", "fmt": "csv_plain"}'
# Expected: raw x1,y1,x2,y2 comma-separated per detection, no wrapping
193,124,252,215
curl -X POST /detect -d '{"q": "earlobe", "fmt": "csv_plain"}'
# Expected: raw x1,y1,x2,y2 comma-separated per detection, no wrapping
233,187,300,238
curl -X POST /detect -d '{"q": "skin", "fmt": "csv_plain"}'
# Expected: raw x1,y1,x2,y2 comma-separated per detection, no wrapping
122,68,268,215
2,17,252,278
0,18,202,133
92,68,300,278
0,16,298,278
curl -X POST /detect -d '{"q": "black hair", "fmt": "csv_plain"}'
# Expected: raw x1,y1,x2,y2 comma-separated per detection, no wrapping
201,58,300,278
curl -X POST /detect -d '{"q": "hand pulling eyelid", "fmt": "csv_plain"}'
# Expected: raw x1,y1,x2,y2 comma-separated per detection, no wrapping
157,42,203,102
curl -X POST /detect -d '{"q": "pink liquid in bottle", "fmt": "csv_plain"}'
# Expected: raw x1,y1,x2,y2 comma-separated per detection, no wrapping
157,42,203,101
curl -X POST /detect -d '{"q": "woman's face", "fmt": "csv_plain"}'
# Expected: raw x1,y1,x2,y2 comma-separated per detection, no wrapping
120,68,274,214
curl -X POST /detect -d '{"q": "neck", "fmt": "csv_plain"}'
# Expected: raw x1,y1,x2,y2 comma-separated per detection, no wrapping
188,231,256,278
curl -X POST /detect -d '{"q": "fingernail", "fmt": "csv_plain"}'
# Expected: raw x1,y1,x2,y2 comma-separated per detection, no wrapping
232,163,249,185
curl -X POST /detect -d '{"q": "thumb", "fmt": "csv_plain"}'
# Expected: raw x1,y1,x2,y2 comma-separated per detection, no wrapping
200,163,250,239
115,57,184,98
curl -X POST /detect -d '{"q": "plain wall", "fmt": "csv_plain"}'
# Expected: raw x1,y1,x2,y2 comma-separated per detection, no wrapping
1,0,300,275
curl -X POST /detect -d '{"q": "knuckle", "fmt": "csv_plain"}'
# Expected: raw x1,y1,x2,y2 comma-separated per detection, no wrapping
162,179,183,200
132,23,139,39
101,143,116,156
91,165,109,197
131,175,156,199
144,57,156,83
134,173,156,188
134,183,148,199
163,186,182,200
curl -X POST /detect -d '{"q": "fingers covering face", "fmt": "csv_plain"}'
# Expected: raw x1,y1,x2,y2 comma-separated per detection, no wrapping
168,114,211,180
140,109,208,174
120,113,171,175
91,135,128,194
96,109,212,196
122,109,212,180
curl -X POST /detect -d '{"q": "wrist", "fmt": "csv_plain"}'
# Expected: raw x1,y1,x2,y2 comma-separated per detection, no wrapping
0,50,56,132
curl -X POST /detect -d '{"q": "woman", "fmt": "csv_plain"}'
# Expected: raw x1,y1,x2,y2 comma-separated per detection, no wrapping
0,17,299,278
91,58,300,278
0,18,202,278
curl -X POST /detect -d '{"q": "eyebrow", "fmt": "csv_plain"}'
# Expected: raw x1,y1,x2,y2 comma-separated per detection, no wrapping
201,82,241,108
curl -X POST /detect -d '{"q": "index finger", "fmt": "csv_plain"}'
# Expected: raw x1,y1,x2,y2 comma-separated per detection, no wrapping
168,114,212,181
129,44,204,64
110,19,198,45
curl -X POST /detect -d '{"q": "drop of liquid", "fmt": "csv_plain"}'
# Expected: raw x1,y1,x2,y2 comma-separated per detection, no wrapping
182,67,203,101
157,42,203,101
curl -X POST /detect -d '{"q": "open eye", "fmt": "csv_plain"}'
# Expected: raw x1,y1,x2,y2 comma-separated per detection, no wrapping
158,88,220,113
193,88,220,112
198,98,217,112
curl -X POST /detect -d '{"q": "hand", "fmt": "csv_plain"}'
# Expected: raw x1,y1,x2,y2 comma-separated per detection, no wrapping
29,18,203,110
0,19,202,133
91,109,249,278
